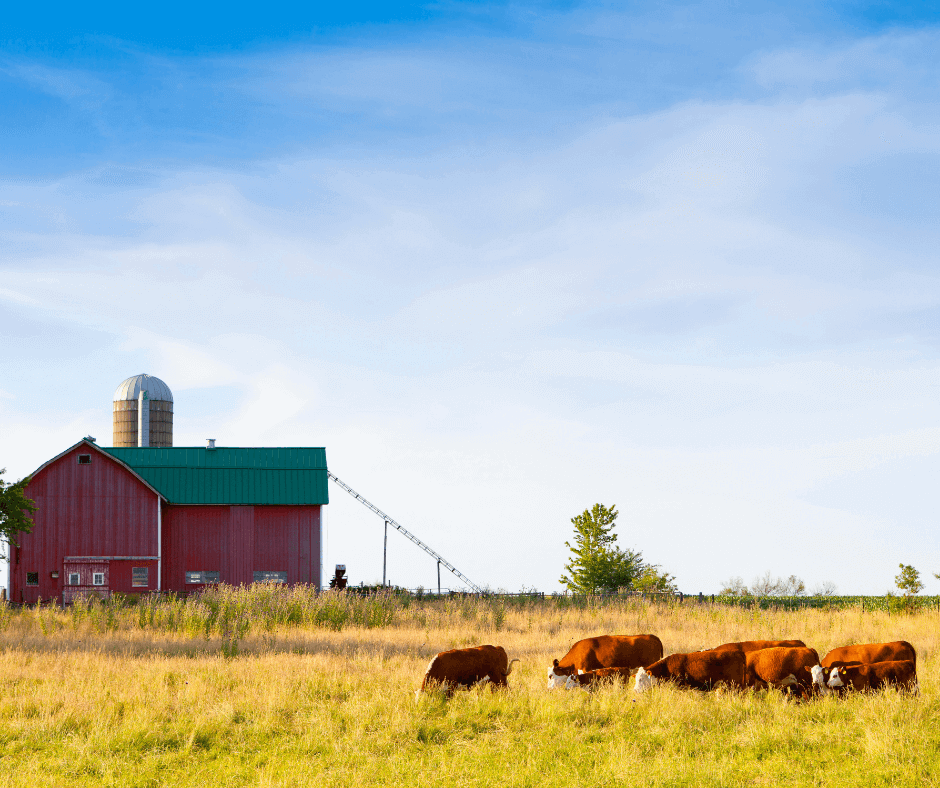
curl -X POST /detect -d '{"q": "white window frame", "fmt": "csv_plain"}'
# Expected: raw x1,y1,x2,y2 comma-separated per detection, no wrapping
68,573,80,586
186,571,220,584
253,570,287,584
92,572,105,586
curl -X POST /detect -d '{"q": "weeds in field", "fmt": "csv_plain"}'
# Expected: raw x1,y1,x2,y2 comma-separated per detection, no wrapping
0,595,938,787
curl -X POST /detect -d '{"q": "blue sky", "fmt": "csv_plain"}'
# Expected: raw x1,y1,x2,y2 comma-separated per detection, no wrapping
2,1,940,593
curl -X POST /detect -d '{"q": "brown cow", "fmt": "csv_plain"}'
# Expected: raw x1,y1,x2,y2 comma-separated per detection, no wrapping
420,645,519,696
826,660,917,693
821,641,916,669
548,634,663,688
563,666,636,690
744,646,820,694
634,649,746,692
711,639,807,654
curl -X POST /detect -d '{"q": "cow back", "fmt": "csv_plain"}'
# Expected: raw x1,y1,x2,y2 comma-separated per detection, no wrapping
822,640,916,669
712,639,807,654
422,644,510,692
553,634,663,675
647,650,746,689
832,659,917,691
745,646,820,687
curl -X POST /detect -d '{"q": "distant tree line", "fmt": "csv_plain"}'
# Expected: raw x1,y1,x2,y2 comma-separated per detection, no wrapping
719,563,940,600
719,573,837,598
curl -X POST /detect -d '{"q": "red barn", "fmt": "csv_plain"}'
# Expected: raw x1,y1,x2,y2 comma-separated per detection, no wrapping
10,439,328,604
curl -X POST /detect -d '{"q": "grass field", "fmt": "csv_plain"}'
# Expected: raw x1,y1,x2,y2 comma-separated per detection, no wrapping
1,589,938,787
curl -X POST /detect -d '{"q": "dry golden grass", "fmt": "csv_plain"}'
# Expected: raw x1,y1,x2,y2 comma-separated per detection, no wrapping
0,594,938,787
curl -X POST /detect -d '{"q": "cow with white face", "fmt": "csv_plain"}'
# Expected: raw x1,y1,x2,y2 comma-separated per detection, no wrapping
564,674,588,691
634,650,746,693
634,666,657,693
547,667,586,689
826,660,917,693
548,634,663,690
810,664,831,696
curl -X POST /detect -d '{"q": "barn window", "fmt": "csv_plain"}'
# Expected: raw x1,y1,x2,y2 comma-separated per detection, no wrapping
132,568,148,587
92,572,105,586
68,573,80,586
78,454,92,464
253,571,287,584
26,572,39,586
186,571,220,584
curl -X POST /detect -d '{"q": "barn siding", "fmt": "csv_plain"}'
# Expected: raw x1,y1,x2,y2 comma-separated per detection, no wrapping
229,506,255,586
254,506,320,585
162,505,228,591
14,445,159,604
161,504,320,592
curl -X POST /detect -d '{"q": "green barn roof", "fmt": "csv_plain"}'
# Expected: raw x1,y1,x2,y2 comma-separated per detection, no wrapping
101,446,329,505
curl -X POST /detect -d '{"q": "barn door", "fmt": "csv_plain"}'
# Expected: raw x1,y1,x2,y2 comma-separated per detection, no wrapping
62,559,110,604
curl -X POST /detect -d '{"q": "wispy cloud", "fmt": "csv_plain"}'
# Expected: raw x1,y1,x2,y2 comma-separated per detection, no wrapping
4,12,940,592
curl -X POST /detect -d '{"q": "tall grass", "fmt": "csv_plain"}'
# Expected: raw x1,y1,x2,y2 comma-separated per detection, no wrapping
1,591,938,786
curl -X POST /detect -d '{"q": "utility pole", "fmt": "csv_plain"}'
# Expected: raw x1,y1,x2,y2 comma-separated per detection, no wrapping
383,519,388,587
437,560,441,596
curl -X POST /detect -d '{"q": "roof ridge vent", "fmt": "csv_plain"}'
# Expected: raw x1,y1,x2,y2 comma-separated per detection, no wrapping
206,439,217,450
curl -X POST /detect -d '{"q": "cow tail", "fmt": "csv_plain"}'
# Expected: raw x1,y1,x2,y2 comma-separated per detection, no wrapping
504,658,521,676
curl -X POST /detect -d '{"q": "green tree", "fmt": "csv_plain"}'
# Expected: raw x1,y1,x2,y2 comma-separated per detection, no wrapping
633,564,678,594
560,503,644,594
0,469,37,558
895,564,923,596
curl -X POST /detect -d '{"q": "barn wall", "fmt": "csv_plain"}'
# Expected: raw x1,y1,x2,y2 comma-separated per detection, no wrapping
161,504,321,592
254,506,320,585
13,445,159,604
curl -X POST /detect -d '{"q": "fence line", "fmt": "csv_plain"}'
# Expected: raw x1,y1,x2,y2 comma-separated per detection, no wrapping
343,587,940,611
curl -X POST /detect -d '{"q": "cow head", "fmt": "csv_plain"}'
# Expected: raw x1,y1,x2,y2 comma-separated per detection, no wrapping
827,667,846,689
633,666,657,693
810,665,830,695
564,674,589,691
547,666,568,689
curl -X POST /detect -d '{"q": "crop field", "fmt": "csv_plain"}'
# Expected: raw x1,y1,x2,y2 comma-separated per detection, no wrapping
0,588,938,787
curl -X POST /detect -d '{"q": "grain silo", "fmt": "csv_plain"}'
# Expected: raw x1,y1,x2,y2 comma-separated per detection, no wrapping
112,374,174,447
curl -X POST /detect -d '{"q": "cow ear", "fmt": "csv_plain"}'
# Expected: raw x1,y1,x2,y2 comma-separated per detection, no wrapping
553,659,559,668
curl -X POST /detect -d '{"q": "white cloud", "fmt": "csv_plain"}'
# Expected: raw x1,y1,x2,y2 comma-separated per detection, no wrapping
5,31,940,594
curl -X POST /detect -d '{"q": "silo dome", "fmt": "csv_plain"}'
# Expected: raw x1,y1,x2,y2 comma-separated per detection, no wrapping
113,374,174,403
112,374,174,448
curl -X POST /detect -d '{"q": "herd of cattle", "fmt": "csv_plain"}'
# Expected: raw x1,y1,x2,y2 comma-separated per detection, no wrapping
419,634,919,698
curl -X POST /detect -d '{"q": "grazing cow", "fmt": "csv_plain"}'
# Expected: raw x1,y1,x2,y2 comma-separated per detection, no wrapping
809,664,830,695
634,649,746,692
821,641,916,669
743,646,821,694
827,660,918,693
547,634,663,689
711,639,807,654
563,666,636,690
420,645,519,696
